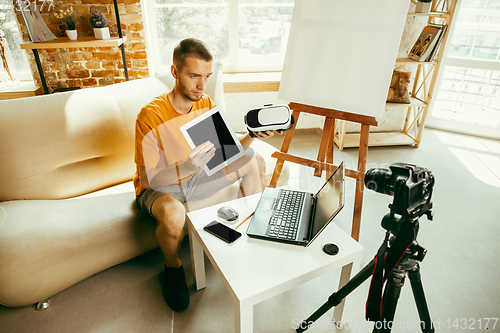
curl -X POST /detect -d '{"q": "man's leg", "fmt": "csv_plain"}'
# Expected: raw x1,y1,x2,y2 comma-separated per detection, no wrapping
224,149,263,197
150,194,190,312
151,194,186,268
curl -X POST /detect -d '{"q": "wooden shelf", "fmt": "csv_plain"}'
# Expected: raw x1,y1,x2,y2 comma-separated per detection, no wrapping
407,11,450,18
222,72,281,93
19,0,128,95
0,81,43,100
395,57,437,65
223,80,280,93
20,36,127,50
386,97,426,108
335,131,417,149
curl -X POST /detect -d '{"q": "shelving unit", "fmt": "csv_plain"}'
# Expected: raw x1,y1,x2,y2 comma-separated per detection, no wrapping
20,36,127,49
334,0,458,150
19,0,128,94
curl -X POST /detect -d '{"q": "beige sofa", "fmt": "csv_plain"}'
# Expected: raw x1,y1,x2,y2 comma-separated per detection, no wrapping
0,69,288,308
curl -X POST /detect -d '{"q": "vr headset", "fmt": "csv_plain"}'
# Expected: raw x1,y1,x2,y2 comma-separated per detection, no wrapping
244,104,294,138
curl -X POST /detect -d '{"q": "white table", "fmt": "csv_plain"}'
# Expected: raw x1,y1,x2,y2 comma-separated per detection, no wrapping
187,192,364,333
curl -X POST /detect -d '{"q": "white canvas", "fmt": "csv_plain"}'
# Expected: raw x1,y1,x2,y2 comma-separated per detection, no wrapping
278,0,410,118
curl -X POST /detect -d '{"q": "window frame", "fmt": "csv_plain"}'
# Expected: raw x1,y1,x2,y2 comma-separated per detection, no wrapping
142,0,294,76
427,0,500,139
0,3,34,82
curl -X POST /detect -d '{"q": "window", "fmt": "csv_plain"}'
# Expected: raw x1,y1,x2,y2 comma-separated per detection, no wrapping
145,0,294,74
0,3,33,83
429,0,500,139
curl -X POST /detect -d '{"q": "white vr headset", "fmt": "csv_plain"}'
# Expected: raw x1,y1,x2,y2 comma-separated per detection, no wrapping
244,104,294,137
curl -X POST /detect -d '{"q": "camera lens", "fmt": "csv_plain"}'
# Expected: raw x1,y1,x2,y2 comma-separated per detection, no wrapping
365,168,393,196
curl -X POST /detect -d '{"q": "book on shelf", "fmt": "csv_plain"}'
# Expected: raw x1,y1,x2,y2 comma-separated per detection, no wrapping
408,24,447,62
426,24,448,61
19,1,56,43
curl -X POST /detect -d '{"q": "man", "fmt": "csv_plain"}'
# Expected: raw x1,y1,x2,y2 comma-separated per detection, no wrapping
134,38,280,312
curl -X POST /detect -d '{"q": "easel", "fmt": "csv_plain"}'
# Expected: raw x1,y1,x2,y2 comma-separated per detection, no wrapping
268,102,378,323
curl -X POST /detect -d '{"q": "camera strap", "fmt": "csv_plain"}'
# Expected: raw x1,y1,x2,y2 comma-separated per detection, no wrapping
365,224,415,322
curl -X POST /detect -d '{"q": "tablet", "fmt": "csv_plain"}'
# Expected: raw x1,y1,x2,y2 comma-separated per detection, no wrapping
180,106,245,176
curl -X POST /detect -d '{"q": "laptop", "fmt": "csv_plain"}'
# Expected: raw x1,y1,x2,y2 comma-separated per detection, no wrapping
247,162,345,246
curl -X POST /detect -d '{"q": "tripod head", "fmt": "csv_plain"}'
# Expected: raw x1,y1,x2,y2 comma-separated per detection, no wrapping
381,213,428,263
365,162,435,237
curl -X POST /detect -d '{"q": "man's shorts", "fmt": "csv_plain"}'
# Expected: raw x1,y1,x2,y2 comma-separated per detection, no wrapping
136,169,233,219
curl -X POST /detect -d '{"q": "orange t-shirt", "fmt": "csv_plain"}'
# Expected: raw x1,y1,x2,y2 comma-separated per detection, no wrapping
133,93,215,196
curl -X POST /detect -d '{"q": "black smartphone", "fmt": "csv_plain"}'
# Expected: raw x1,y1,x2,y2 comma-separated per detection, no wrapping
203,221,242,244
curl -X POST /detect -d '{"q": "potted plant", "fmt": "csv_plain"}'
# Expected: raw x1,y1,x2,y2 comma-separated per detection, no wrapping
415,0,433,13
54,7,77,40
90,10,110,40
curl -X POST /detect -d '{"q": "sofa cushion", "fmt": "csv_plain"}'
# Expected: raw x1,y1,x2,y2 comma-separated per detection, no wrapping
0,192,158,307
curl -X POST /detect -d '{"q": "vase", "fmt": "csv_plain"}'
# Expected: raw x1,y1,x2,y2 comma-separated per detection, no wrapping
66,30,78,40
93,27,110,40
415,2,432,13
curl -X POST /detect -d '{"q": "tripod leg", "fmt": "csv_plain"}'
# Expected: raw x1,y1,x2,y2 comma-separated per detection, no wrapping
408,264,435,333
372,267,406,333
296,259,376,333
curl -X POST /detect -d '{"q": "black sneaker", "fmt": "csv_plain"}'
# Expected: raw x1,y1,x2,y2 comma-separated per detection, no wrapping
163,265,190,312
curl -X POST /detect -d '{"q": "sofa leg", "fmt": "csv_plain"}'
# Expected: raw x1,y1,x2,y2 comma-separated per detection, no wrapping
33,299,50,311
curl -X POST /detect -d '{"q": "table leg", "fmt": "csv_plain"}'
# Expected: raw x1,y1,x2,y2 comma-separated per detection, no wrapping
332,255,363,325
188,226,206,290
332,263,352,324
234,300,253,333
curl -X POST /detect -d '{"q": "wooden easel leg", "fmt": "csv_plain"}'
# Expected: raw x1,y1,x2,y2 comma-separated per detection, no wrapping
314,117,335,177
352,124,370,241
326,118,336,179
269,110,301,188
269,159,285,188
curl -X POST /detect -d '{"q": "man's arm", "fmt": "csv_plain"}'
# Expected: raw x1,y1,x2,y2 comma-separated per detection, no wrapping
139,141,215,190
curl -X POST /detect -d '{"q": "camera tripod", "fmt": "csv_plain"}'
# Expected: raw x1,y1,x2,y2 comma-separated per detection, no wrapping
296,215,435,333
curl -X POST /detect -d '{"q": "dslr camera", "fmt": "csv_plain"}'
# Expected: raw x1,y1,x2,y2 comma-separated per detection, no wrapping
364,163,434,219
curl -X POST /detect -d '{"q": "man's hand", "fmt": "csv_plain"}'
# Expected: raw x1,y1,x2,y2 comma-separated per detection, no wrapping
185,141,215,173
252,130,284,139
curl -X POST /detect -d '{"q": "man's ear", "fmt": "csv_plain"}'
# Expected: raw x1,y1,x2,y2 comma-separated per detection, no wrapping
171,65,178,79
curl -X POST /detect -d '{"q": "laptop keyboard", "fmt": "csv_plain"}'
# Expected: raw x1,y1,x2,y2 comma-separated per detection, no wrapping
268,190,305,240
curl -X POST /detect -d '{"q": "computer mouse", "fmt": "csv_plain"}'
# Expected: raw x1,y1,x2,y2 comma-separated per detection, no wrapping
217,206,239,221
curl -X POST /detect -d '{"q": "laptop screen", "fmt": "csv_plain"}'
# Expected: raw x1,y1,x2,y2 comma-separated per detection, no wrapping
309,162,345,242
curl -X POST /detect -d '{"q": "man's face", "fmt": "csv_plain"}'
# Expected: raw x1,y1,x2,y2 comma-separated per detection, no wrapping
173,57,212,102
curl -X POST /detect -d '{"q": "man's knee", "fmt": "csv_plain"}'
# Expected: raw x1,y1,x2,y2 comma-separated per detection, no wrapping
241,148,261,174
152,195,186,237
254,151,266,179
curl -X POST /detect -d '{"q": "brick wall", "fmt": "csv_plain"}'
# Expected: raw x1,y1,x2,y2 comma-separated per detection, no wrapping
16,0,149,91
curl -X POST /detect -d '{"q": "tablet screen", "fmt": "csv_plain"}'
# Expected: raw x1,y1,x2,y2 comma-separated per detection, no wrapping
181,107,245,176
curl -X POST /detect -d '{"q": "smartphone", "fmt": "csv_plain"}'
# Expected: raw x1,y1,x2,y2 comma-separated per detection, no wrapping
203,221,242,244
